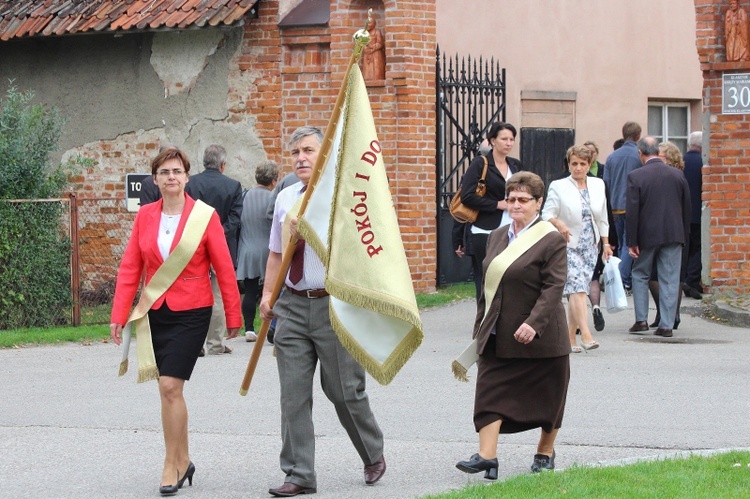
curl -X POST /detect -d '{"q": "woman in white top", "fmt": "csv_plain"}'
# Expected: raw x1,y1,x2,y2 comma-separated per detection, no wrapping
542,145,613,352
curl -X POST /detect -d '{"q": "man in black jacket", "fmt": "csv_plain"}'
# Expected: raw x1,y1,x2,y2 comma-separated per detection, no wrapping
185,144,243,355
626,137,691,338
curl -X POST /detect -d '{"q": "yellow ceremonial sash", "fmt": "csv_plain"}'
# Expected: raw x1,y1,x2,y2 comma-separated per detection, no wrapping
118,200,215,383
451,220,557,382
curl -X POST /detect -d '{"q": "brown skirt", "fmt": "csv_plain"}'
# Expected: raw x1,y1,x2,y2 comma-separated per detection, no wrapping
474,335,570,433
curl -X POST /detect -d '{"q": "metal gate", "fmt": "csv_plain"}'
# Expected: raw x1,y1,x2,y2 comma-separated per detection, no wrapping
435,46,506,285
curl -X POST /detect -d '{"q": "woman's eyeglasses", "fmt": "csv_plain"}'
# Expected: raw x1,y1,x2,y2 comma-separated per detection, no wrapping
506,196,536,205
157,169,185,176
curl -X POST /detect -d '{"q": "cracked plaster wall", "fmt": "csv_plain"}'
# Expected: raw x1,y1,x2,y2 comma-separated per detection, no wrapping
0,27,263,189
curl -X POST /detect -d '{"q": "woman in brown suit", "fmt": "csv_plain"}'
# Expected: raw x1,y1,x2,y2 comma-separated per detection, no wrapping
456,172,569,478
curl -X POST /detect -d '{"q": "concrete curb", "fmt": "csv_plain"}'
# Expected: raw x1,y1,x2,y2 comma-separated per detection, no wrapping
711,300,750,328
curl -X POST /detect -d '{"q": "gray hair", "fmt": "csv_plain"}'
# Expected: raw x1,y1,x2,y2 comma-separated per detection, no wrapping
688,131,703,149
288,126,323,149
637,136,660,156
203,144,227,169
255,160,280,186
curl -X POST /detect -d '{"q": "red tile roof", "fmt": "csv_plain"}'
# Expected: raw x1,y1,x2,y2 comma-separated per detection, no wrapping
0,0,259,41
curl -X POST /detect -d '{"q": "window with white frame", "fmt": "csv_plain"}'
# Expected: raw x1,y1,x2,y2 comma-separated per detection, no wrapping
648,102,689,153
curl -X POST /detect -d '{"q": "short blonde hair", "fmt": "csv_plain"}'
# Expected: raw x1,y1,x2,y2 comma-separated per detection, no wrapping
566,145,593,165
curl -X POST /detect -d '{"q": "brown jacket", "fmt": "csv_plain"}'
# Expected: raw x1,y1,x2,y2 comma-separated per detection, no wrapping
473,221,569,358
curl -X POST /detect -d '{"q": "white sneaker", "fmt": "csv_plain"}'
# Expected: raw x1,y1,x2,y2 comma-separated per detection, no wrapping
245,331,257,342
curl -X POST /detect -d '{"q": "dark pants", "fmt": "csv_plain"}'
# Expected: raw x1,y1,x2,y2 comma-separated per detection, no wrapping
685,223,702,290
470,232,489,300
241,277,261,332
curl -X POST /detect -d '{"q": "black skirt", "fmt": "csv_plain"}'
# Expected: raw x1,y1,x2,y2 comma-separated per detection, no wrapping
474,335,570,434
148,302,212,380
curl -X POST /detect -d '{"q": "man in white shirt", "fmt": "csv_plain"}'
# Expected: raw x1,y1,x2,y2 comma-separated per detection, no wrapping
260,126,386,497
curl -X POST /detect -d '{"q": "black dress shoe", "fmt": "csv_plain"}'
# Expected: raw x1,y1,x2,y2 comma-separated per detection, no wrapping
628,321,649,333
364,454,386,485
456,453,499,480
593,308,605,332
530,450,555,472
649,315,660,328
268,482,316,497
655,328,673,337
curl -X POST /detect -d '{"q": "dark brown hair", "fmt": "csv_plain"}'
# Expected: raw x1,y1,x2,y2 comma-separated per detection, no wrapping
505,171,544,199
150,147,191,176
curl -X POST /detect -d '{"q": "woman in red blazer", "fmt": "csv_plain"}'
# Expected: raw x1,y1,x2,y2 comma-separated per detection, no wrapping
110,147,241,496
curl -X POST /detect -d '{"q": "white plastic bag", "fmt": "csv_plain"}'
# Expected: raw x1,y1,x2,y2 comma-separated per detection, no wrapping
603,256,628,313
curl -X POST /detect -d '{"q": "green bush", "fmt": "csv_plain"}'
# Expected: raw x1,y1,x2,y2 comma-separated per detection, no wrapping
0,86,74,329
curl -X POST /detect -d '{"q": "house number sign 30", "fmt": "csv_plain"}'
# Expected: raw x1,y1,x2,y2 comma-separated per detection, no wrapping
723,73,750,114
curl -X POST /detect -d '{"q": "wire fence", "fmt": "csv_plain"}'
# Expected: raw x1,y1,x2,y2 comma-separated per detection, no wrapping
74,195,134,325
1,195,134,328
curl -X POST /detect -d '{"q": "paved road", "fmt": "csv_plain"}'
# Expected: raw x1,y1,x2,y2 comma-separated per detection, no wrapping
1,294,748,498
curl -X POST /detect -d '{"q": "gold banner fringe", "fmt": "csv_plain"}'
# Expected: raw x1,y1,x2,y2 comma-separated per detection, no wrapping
118,359,128,377
325,278,422,332
451,360,469,382
137,365,159,384
329,305,423,385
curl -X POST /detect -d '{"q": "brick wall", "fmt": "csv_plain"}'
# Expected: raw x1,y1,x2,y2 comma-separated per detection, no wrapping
694,0,750,293
64,0,438,292
273,0,437,290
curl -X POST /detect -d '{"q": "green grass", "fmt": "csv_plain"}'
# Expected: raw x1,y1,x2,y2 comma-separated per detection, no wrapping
1,282,476,348
423,451,750,499
0,324,110,348
416,282,475,309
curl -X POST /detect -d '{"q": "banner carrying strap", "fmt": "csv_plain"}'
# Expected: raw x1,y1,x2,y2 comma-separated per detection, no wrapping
119,200,215,383
451,221,557,382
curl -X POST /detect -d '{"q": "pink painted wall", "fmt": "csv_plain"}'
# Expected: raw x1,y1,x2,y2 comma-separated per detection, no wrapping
436,0,703,159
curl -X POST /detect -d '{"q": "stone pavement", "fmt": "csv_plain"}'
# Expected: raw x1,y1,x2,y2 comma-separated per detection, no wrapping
1,293,748,499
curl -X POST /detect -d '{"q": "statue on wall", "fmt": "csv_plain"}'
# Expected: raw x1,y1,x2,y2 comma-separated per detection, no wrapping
726,0,750,61
362,17,386,81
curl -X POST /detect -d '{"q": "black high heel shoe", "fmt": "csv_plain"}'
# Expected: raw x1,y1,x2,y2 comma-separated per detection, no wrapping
649,314,660,329
178,462,195,489
159,471,179,497
456,453,499,480
159,462,195,496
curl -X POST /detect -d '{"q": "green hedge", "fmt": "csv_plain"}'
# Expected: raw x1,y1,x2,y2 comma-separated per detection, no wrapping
0,202,71,329
0,86,76,330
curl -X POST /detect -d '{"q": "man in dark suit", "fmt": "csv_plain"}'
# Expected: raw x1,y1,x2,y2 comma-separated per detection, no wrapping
682,131,703,299
626,136,691,338
185,144,243,355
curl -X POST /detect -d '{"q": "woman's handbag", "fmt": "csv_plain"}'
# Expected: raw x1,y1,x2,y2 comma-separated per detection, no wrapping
450,156,488,223
603,256,628,313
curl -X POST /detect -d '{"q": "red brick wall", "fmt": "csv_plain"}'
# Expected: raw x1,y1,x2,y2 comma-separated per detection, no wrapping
271,0,437,291
695,0,750,293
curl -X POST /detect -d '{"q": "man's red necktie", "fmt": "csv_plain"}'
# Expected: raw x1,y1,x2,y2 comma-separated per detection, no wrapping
289,185,307,285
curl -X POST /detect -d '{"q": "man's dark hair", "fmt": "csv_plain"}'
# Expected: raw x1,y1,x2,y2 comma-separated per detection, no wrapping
622,121,642,142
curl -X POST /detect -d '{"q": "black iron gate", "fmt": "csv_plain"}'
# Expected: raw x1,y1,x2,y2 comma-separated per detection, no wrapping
435,46,506,285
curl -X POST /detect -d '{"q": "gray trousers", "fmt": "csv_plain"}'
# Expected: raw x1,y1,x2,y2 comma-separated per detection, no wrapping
274,292,384,489
205,273,227,354
632,243,682,328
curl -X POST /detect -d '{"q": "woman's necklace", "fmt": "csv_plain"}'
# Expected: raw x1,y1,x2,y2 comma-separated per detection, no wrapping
162,213,180,235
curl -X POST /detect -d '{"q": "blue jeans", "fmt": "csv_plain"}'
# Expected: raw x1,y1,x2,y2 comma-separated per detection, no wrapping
614,214,633,288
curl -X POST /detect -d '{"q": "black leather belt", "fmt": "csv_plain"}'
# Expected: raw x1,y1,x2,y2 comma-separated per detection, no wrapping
287,288,329,299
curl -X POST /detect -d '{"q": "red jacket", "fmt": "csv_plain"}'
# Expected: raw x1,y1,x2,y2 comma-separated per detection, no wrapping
110,194,242,328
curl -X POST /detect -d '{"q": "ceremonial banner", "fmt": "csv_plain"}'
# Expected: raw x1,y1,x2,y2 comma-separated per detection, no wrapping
298,64,423,385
